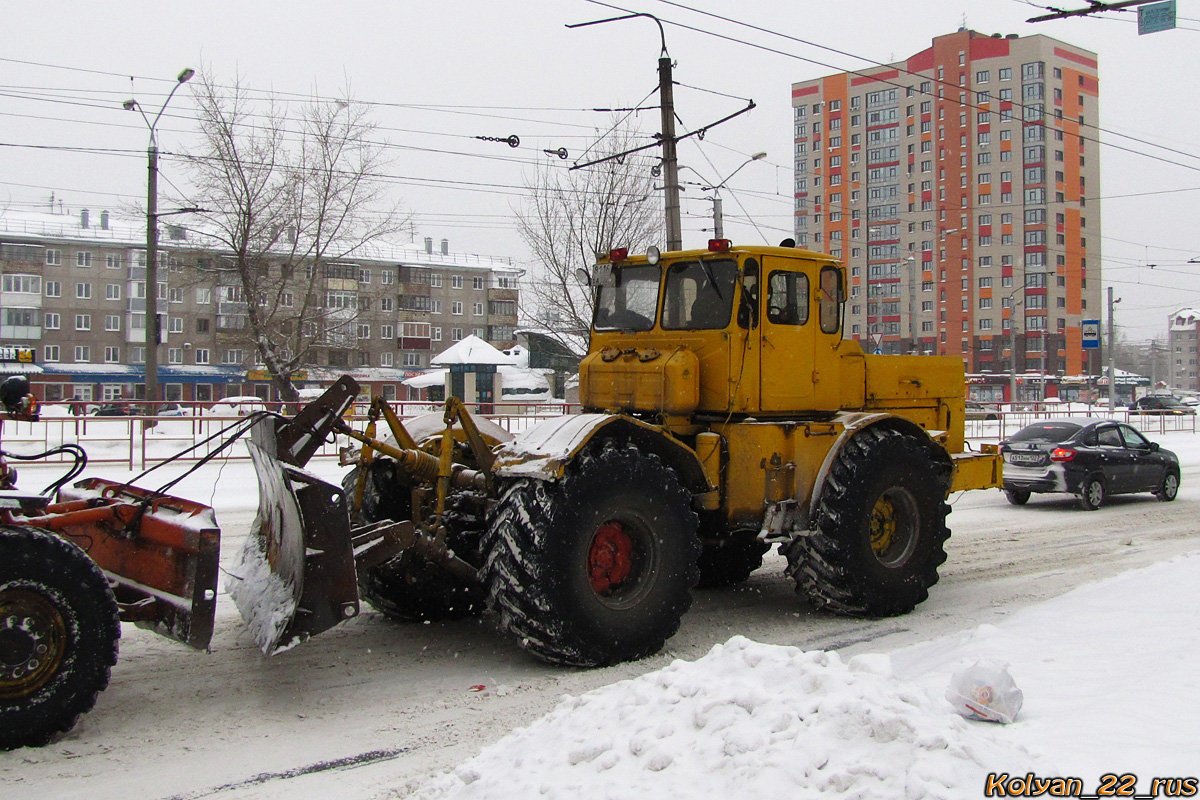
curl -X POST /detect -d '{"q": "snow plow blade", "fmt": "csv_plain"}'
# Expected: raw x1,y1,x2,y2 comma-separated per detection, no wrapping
230,412,362,655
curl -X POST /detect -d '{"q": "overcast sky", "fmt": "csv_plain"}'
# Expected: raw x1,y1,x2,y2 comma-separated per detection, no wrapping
2,0,1198,340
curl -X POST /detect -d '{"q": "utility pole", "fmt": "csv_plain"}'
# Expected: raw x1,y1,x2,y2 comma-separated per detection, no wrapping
125,67,194,415
567,14,754,252
711,196,724,239
1107,286,1121,411
659,55,681,251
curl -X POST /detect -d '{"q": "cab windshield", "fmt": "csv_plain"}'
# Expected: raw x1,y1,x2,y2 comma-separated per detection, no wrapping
593,264,661,331
661,259,738,330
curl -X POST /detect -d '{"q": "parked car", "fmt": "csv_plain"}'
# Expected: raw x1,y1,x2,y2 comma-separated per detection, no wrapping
1000,418,1180,510
91,403,133,417
966,401,999,421
205,396,269,417
1127,395,1195,415
156,403,189,417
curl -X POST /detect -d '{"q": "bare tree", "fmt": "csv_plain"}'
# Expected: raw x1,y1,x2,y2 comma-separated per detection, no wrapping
184,71,405,401
516,123,661,354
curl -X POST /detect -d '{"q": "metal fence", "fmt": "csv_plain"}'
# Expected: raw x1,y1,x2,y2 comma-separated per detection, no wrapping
0,401,582,471
965,402,1198,441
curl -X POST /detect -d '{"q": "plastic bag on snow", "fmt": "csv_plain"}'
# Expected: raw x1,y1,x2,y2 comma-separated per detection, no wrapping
945,659,1024,724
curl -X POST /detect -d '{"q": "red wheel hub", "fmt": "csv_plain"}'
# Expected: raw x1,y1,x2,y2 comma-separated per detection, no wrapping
588,522,634,595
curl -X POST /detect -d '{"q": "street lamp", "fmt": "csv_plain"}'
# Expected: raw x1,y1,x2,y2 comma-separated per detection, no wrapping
1004,286,1025,405
701,152,767,239
124,67,194,411
904,256,919,352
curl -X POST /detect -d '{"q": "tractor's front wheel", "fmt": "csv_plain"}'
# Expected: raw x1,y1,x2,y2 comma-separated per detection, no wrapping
783,427,951,617
484,441,700,667
342,464,486,622
0,526,120,749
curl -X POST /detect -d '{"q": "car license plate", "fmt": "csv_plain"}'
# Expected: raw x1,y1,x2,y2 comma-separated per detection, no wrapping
1007,452,1043,465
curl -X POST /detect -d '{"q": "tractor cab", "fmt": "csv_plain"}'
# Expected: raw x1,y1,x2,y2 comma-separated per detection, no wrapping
581,241,864,421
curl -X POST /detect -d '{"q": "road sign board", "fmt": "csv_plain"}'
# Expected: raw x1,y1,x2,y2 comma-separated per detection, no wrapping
1139,0,1176,35
1081,319,1101,349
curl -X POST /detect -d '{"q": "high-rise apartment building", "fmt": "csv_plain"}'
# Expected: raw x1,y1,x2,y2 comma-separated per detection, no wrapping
792,29,1100,385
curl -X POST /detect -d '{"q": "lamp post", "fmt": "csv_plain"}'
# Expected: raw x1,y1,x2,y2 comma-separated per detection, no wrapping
904,256,918,353
1005,286,1024,405
702,152,767,240
124,67,194,411
567,14,680,249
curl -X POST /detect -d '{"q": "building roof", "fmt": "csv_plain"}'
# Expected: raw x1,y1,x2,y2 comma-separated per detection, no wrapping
430,334,514,366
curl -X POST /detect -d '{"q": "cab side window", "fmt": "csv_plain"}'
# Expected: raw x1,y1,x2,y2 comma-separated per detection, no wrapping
1096,427,1123,448
818,265,843,334
765,271,809,326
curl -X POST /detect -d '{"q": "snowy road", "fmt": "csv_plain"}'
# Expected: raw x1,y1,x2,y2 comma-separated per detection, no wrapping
3,434,1199,800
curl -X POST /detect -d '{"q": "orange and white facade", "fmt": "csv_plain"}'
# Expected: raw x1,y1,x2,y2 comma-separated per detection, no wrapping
792,29,1100,379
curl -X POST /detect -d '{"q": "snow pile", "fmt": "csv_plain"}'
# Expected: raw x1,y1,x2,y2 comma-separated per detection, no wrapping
415,636,1047,799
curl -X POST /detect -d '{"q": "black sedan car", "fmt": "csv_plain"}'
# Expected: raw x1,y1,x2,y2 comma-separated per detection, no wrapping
1127,395,1195,415
1001,418,1180,510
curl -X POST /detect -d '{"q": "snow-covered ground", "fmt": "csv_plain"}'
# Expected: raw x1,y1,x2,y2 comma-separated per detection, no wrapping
2,423,1198,799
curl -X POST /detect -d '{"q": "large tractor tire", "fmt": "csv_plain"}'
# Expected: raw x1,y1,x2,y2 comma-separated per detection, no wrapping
484,441,700,667
0,526,120,749
783,427,951,617
342,462,486,622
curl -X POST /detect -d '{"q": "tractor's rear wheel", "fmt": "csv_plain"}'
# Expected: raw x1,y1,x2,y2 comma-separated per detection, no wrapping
484,441,700,667
783,427,951,617
342,463,486,622
0,526,120,749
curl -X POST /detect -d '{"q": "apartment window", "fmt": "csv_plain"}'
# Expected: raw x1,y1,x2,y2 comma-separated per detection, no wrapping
451,275,463,289
46,249,62,266
196,288,211,304
168,348,183,364
358,268,371,283
44,345,60,362
472,276,485,290
979,319,993,330
379,352,394,368
430,273,443,288
472,302,484,316
105,283,121,301
432,326,442,341
75,314,91,331
76,282,92,300
451,301,464,315
76,251,92,267
357,323,371,339
2,274,41,294
194,348,210,365
44,280,61,298
105,315,120,331
402,353,422,367
106,254,122,269
74,346,91,362
104,346,120,363
431,299,442,314
451,327,463,341
44,312,60,330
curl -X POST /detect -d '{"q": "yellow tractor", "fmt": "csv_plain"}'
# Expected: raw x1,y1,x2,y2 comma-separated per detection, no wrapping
326,240,1000,667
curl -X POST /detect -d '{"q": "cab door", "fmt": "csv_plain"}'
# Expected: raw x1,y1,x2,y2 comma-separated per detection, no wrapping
759,256,814,411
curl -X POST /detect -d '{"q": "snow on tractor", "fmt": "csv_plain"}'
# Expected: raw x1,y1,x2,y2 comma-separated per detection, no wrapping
0,241,1001,748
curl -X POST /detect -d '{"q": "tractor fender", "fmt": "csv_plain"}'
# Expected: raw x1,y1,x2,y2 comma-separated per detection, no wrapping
803,412,953,529
492,413,710,494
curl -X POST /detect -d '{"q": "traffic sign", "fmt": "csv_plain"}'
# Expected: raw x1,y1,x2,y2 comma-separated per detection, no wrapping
1081,319,1100,349
1139,1,1176,35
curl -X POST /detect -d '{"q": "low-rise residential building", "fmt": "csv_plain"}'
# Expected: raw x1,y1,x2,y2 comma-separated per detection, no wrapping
0,206,522,405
